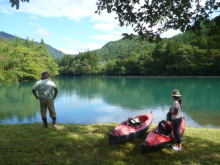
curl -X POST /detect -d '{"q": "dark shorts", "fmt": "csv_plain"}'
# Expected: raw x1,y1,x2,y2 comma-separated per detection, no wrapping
166,112,172,121
39,99,56,118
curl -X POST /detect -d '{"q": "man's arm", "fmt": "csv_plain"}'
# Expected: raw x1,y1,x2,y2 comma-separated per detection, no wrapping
32,89,39,99
53,88,58,100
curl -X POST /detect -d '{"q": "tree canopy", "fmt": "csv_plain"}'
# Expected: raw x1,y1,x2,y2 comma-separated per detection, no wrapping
96,0,220,40
56,51,100,76
9,0,29,9
0,37,59,82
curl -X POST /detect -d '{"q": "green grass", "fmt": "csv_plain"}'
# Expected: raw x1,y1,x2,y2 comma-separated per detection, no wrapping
0,123,219,165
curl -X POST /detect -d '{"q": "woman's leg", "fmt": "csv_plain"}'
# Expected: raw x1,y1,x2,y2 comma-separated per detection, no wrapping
172,118,182,148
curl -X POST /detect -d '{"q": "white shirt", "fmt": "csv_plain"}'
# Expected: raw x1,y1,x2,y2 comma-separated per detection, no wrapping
32,79,57,99
170,100,181,120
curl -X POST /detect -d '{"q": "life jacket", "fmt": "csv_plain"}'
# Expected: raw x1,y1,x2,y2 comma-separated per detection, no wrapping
158,120,172,135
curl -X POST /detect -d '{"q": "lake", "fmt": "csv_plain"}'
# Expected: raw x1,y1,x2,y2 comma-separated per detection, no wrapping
0,76,219,128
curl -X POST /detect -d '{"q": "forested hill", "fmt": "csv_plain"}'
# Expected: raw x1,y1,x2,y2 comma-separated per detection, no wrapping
57,16,220,76
91,38,156,61
0,31,65,59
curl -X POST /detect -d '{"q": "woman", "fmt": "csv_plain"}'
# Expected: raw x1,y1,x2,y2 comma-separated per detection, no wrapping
166,89,183,151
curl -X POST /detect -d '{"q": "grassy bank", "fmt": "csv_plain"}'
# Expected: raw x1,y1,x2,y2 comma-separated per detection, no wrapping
0,123,219,165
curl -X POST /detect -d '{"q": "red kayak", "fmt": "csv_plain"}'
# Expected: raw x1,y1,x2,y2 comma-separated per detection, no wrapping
109,113,153,143
142,117,185,152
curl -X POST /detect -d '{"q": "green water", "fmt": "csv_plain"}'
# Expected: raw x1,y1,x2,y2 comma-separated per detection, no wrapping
0,76,219,128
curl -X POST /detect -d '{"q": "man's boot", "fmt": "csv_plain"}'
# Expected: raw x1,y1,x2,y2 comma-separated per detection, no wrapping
42,118,48,128
52,117,57,128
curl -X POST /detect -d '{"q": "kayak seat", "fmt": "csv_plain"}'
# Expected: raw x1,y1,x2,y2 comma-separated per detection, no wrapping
138,115,148,122
127,117,143,127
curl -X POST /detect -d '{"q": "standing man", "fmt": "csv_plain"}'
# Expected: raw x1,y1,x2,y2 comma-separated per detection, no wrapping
32,71,58,128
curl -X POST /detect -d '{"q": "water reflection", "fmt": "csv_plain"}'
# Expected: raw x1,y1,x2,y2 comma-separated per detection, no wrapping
0,83,39,123
0,77,220,128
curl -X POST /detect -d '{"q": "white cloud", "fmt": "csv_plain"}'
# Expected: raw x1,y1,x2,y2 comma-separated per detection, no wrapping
29,15,38,20
1,0,118,25
85,42,103,50
0,5,13,14
94,23,115,31
59,48,78,55
110,31,124,36
92,34,122,42
10,0,128,32
29,22,52,38
1,0,133,41
61,37,103,54
36,27,51,37
90,11,118,23
161,29,181,38
62,38,76,45
18,0,97,21
29,22,40,27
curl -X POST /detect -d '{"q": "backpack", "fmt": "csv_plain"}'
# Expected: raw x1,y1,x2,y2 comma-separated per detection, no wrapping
158,120,172,135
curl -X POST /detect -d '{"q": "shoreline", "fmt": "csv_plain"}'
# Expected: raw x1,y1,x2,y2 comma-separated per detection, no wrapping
0,122,220,129
58,75,220,78
2,75,220,84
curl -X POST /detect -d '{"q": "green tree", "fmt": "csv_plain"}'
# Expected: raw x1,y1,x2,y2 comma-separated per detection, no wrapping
0,37,59,82
58,52,100,76
138,53,154,75
96,0,220,40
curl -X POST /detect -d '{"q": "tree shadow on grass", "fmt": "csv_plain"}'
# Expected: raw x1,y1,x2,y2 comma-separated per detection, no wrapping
41,124,220,165
0,124,219,165
126,134,220,165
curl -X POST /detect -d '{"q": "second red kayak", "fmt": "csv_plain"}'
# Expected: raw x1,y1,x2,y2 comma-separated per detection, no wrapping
142,117,185,152
109,113,153,143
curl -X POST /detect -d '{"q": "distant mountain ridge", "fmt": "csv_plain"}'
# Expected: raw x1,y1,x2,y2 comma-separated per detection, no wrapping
0,31,65,59
0,32,15,39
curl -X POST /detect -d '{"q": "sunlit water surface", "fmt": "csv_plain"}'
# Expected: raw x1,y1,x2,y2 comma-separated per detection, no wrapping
0,76,219,128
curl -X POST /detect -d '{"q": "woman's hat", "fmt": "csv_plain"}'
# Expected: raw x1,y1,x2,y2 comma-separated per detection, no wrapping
171,89,181,97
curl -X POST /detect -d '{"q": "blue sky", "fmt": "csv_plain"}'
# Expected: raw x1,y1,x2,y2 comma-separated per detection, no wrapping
0,0,180,54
